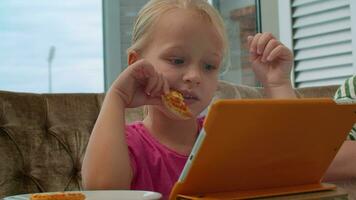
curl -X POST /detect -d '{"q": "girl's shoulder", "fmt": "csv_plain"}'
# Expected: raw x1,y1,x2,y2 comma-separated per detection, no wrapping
125,121,148,146
125,121,145,134
125,121,147,138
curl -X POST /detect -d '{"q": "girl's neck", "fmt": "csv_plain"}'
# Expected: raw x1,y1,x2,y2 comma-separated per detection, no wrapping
143,106,199,155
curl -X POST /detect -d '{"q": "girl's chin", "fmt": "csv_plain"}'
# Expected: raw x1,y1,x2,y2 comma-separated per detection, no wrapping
166,110,196,121
155,105,197,121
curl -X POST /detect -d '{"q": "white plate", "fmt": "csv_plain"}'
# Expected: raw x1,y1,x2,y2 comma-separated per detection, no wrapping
4,190,162,200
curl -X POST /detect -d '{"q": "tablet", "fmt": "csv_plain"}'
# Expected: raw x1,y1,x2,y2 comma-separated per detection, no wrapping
169,98,356,199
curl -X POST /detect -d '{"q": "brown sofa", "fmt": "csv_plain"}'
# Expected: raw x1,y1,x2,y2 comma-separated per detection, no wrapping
0,81,354,199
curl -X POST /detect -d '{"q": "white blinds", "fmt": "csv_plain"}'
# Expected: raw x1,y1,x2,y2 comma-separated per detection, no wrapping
291,0,354,87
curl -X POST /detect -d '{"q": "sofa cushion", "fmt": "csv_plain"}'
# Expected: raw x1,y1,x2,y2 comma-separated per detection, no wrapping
0,92,102,197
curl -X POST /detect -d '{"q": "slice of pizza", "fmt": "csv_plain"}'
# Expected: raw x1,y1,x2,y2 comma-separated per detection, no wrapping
30,192,86,200
162,90,193,119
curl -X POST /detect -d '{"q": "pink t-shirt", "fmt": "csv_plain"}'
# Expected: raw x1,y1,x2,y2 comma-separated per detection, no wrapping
125,118,204,199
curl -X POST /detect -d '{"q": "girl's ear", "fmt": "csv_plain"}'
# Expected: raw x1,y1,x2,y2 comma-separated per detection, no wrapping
128,51,140,65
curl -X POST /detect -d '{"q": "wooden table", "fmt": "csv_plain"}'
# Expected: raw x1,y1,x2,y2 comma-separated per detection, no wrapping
258,187,348,200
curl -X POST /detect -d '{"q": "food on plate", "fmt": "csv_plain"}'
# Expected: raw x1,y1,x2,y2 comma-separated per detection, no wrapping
30,192,86,200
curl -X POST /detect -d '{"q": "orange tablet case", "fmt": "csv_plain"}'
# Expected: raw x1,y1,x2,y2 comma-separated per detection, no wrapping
169,98,356,200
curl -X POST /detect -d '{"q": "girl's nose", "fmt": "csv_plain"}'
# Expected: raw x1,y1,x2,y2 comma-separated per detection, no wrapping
182,67,201,86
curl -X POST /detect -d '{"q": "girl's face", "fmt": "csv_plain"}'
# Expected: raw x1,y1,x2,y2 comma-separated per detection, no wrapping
142,8,224,118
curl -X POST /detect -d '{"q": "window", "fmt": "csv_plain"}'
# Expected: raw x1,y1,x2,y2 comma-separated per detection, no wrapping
213,0,260,86
103,0,261,89
102,0,147,90
279,0,356,88
0,1,104,93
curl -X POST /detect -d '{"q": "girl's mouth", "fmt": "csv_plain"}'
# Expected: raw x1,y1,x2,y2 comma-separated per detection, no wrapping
183,94,199,105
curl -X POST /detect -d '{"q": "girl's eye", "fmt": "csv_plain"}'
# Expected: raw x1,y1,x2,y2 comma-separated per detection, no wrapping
204,63,217,71
170,58,184,65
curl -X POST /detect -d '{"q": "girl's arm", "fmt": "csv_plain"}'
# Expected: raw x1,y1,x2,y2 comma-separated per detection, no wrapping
82,91,132,189
323,141,356,181
81,58,168,189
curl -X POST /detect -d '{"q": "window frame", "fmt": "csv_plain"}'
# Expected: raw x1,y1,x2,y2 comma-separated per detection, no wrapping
102,0,122,91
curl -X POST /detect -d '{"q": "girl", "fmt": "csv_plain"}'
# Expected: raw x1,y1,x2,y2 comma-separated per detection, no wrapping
82,0,296,199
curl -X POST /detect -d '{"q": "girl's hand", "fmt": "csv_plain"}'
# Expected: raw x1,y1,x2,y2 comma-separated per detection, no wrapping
248,33,293,89
110,59,170,108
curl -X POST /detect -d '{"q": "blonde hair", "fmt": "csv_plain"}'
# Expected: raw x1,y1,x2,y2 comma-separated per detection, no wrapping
127,0,230,70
